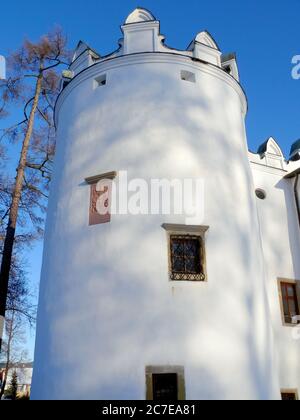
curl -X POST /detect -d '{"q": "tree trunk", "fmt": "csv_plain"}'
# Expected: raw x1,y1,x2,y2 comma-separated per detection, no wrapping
0,72,43,353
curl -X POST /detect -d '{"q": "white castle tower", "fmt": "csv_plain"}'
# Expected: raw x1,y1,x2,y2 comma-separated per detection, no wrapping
31,8,300,400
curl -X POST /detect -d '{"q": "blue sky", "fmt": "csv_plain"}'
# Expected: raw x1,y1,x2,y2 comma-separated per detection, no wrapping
1,0,300,358
1,0,300,155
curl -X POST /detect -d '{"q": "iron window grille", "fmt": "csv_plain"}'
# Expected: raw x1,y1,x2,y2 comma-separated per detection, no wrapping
152,373,178,401
170,235,205,281
281,392,298,401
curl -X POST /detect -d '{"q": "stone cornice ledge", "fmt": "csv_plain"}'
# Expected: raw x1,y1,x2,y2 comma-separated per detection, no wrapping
85,171,117,185
162,224,209,234
249,161,288,176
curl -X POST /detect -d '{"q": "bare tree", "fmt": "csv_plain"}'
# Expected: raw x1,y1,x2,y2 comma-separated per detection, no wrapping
0,249,35,398
0,289,33,399
0,250,36,398
0,29,70,352
0,312,21,398
0,77,21,120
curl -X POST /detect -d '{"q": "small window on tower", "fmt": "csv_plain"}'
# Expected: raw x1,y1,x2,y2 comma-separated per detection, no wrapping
180,70,196,83
94,74,107,88
145,366,185,401
281,390,298,400
170,235,204,281
223,65,232,75
162,224,208,282
278,279,300,326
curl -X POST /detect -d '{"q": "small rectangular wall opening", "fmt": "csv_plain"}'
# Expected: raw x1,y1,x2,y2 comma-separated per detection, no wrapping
180,70,196,83
94,74,107,88
223,65,232,75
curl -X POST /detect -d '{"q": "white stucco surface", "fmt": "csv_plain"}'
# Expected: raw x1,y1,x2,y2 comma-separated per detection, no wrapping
251,164,300,394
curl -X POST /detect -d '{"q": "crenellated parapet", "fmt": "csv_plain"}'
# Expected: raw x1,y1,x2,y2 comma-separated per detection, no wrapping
67,7,240,82
69,41,100,75
249,136,300,177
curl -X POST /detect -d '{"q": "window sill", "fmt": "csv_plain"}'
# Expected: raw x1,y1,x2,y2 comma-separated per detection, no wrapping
169,279,208,285
281,322,300,328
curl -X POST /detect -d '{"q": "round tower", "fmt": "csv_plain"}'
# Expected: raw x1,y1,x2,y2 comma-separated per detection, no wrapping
31,9,280,400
